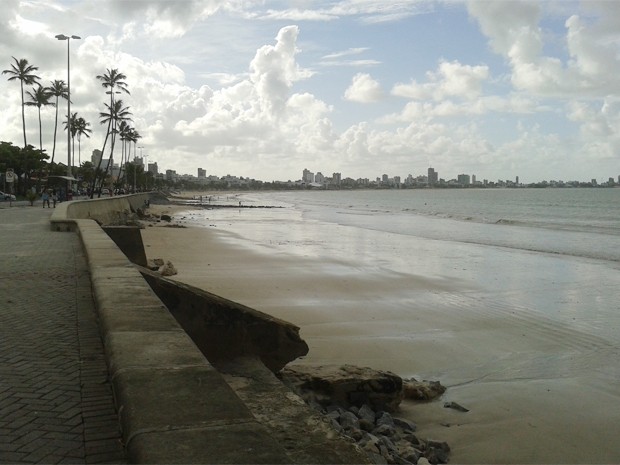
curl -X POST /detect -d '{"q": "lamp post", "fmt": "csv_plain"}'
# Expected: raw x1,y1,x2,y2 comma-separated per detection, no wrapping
55,33,81,198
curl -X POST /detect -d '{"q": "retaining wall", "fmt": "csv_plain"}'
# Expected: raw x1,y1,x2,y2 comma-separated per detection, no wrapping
50,195,370,464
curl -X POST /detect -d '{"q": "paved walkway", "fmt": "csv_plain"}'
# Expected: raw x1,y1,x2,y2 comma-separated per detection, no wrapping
0,203,126,464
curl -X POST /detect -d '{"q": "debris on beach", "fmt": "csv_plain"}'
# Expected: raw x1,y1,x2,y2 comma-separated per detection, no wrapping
147,258,164,271
159,260,178,276
147,258,178,276
443,401,469,412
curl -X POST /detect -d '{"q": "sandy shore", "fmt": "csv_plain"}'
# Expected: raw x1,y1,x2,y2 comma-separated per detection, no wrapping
140,200,620,464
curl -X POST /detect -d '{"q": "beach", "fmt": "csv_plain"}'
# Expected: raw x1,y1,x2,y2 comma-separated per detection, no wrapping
141,191,620,464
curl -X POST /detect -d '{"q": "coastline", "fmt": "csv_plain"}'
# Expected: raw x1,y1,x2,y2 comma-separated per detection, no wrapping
140,195,620,464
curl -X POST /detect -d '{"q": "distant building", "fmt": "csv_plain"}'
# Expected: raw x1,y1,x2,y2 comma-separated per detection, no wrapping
428,168,438,187
315,172,325,184
303,168,314,183
457,174,470,186
91,149,102,166
198,168,206,178
332,172,341,185
148,162,158,175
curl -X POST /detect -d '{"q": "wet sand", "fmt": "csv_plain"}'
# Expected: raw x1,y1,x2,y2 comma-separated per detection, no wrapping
141,202,620,464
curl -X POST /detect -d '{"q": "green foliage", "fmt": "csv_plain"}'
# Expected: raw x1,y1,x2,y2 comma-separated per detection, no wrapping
25,189,37,206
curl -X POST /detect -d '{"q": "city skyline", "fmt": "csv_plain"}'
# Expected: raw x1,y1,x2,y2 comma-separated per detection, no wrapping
1,1,620,183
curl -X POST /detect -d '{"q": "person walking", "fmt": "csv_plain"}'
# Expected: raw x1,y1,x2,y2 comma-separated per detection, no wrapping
41,189,50,208
52,189,58,208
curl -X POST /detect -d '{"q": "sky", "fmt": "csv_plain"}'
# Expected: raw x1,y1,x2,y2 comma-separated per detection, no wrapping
1,0,619,183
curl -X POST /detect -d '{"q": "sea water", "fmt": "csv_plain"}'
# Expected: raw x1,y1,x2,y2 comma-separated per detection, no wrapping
254,188,620,262
185,187,620,341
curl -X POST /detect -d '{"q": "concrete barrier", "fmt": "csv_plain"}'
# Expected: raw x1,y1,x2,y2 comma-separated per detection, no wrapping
52,195,371,464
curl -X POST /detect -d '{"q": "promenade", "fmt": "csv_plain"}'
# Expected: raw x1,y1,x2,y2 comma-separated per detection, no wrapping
0,202,126,464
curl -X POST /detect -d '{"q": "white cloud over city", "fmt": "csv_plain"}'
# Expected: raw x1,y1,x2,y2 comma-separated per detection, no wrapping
1,0,619,183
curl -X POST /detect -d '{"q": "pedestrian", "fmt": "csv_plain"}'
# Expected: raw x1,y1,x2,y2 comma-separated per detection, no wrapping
42,190,50,208
52,189,58,208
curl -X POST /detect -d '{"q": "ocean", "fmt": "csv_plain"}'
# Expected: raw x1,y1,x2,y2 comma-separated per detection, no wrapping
176,187,620,462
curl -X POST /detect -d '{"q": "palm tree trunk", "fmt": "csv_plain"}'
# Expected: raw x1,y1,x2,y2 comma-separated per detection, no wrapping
89,119,112,198
20,81,27,147
38,107,42,152
51,98,59,164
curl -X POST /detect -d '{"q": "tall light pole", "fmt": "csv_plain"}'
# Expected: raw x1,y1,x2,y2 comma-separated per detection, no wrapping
56,33,81,198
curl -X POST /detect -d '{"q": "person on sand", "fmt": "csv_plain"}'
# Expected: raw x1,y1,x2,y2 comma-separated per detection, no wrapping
41,190,50,208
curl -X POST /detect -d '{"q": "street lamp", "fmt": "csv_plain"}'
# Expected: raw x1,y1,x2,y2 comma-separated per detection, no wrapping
56,33,81,198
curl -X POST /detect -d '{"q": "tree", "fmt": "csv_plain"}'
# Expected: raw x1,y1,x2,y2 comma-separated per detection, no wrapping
90,68,130,198
0,141,48,195
73,117,92,167
2,57,41,147
48,80,68,164
63,112,78,170
25,84,54,153
96,99,132,195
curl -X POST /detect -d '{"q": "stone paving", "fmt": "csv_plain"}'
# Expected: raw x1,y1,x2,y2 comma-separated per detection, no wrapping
0,203,126,464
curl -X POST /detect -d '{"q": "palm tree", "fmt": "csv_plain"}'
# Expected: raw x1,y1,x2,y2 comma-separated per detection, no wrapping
96,99,132,195
90,68,130,197
73,117,92,167
48,80,68,164
2,57,40,147
116,123,139,187
63,112,78,170
25,85,54,153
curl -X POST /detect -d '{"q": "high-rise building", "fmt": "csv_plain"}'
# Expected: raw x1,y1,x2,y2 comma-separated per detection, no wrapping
332,172,341,185
148,162,158,175
91,149,102,166
457,174,470,186
198,168,206,178
303,168,314,183
428,168,438,186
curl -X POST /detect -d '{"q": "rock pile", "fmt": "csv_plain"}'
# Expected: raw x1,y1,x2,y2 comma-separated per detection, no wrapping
280,365,450,464
325,403,450,464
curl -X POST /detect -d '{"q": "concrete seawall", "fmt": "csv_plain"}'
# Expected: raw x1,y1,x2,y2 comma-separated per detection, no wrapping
50,194,371,464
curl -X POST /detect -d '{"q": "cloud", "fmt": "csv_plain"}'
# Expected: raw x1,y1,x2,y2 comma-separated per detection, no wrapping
467,0,620,96
392,60,489,101
344,73,384,103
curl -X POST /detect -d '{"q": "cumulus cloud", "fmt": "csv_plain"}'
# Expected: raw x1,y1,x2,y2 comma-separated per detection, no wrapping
344,73,384,103
467,0,620,96
392,60,489,101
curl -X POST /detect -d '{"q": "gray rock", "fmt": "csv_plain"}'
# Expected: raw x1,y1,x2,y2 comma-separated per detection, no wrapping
394,417,417,432
359,403,376,424
330,418,343,433
359,418,375,432
368,452,388,464
379,435,399,456
401,433,421,446
376,411,395,428
326,409,341,422
373,424,396,437
399,445,421,464
340,411,360,430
